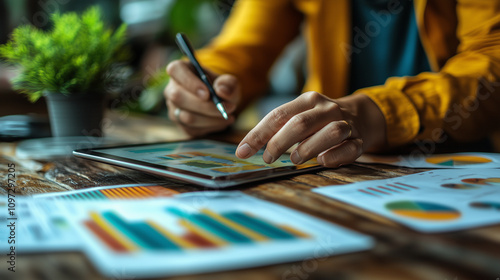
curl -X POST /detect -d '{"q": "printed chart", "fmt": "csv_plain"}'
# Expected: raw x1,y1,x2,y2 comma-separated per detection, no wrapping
84,207,309,253
2,192,372,277
0,199,80,253
72,192,372,277
357,152,500,169
385,201,461,221
314,169,500,232
35,184,179,201
425,155,492,167
357,182,419,197
470,202,500,211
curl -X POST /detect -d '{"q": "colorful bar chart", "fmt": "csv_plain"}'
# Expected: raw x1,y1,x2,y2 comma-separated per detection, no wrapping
358,182,418,197
50,186,179,201
84,208,310,253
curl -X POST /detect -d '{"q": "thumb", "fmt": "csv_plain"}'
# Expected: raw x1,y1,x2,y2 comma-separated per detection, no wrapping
213,74,240,104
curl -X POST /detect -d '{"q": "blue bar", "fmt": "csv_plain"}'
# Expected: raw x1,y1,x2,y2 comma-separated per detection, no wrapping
193,214,253,243
102,212,158,249
81,192,93,200
223,212,296,240
86,191,99,200
166,207,253,243
130,222,181,250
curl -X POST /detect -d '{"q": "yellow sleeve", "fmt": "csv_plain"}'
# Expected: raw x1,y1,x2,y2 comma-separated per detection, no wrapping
357,1,500,147
196,0,302,108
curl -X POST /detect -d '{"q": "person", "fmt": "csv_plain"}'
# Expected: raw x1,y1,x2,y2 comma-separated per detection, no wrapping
164,0,500,168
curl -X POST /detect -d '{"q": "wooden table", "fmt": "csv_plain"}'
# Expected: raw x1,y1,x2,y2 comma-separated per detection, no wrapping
1,111,499,280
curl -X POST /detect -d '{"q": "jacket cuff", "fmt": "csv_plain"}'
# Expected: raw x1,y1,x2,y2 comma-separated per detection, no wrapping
355,86,421,147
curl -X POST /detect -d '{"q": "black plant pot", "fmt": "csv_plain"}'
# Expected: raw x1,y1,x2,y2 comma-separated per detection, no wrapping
44,92,105,137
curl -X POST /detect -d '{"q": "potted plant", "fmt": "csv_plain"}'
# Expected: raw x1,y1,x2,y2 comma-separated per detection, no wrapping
0,7,128,137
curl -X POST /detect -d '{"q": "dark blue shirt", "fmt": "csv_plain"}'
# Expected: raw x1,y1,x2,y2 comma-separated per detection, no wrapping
349,0,431,93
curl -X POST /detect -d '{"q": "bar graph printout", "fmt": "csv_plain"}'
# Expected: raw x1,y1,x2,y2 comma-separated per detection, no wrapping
76,192,372,277
1,192,373,277
34,183,180,201
314,169,500,232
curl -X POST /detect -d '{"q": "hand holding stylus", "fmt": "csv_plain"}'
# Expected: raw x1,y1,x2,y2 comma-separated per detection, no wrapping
165,34,241,136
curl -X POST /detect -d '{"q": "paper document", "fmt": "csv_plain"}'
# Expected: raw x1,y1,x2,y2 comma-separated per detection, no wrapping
1,192,373,278
357,152,500,169
314,169,500,232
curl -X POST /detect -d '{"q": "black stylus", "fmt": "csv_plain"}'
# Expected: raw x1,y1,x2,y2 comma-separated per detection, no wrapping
175,33,229,120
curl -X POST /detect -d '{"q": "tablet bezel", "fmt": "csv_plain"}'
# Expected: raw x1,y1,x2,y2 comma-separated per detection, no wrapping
73,140,323,188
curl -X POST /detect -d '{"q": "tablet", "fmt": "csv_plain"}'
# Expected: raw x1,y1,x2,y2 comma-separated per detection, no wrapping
73,140,322,188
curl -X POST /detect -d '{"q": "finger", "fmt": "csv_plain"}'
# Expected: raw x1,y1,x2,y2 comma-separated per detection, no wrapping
263,108,336,164
167,101,234,128
236,92,328,159
291,120,354,164
213,74,241,104
166,60,211,100
166,81,237,117
317,138,364,168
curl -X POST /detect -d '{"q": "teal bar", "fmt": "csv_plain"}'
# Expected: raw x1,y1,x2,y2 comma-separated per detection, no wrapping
76,193,86,200
166,207,187,218
81,192,93,200
86,191,100,200
166,207,257,243
130,222,181,250
223,212,296,240
102,211,156,249
94,190,107,199
192,214,253,243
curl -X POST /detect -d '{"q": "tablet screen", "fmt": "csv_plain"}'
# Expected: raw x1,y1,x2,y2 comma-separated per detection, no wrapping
86,140,318,180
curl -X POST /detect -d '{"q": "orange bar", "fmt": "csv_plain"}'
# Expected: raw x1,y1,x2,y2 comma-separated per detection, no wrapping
123,187,144,198
138,186,156,196
101,189,119,199
113,187,132,199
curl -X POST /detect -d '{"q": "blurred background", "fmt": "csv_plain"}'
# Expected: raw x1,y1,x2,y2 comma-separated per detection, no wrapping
0,0,305,132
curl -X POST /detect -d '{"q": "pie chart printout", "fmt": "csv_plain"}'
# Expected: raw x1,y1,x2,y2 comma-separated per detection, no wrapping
441,177,500,190
425,155,492,167
385,201,461,221
470,202,500,211
441,183,480,190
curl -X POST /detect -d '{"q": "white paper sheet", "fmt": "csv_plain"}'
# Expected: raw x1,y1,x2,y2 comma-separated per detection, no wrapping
1,192,373,278
0,198,81,253
313,169,500,232
357,152,500,169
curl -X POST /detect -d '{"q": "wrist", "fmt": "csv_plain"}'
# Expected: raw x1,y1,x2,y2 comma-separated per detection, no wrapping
336,94,387,152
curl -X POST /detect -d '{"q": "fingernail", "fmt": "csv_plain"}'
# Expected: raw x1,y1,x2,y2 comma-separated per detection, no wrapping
225,103,236,112
236,143,252,158
291,150,303,164
263,150,274,164
317,156,324,165
197,89,207,98
216,85,229,95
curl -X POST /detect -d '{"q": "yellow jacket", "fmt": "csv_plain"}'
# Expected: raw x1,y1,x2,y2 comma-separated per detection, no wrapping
197,0,500,147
